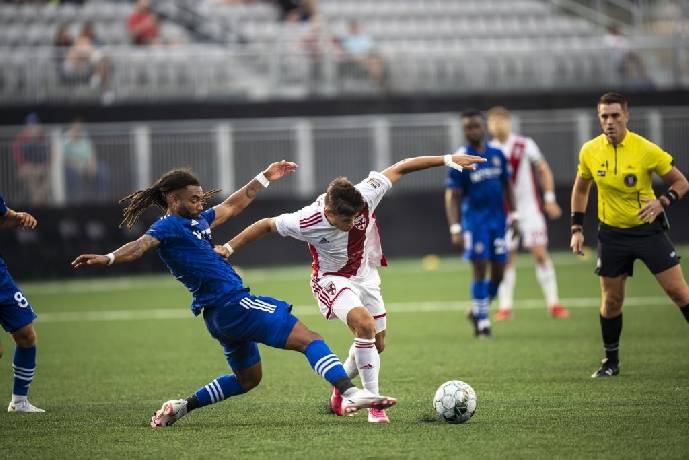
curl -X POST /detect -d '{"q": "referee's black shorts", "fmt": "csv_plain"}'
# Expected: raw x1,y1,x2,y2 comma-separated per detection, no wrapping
596,221,680,278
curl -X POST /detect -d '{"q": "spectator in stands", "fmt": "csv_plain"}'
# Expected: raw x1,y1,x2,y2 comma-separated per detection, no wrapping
274,0,317,23
63,119,109,203
127,0,160,46
63,25,114,104
54,23,74,82
11,114,51,205
337,20,386,90
603,24,654,90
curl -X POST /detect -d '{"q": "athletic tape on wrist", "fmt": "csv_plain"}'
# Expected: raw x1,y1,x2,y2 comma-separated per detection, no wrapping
544,191,556,203
449,223,462,235
106,253,115,266
443,154,463,172
255,172,270,188
223,243,235,256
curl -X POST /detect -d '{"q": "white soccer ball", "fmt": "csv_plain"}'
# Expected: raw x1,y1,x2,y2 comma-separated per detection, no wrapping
433,380,477,424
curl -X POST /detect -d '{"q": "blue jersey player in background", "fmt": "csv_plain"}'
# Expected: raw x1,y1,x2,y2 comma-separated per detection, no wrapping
445,110,519,338
0,193,44,412
72,163,396,428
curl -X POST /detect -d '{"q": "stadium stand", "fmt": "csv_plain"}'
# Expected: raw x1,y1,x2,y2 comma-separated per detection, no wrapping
0,0,686,103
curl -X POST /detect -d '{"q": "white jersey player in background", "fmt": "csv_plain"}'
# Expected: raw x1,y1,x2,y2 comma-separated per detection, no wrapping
216,152,485,424
487,106,570,320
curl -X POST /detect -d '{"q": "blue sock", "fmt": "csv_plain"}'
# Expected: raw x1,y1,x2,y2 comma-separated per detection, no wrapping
13,345,36,397
304,340,349,386
194,374,245,408
471,280,489,321
486,280,500,301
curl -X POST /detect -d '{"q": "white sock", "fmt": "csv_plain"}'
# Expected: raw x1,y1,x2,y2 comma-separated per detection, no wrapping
343,343,359,379
12,394,27,403
354,338,380,395
498,265,516,311
536,259,560,306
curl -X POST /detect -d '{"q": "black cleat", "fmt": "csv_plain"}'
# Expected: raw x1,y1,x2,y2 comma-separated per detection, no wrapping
591,358,619,378
478,326,491,338
466,310,479,337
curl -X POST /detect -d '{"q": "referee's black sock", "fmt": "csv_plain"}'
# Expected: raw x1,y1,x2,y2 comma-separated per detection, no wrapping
600,313,622,364
681,305,689,323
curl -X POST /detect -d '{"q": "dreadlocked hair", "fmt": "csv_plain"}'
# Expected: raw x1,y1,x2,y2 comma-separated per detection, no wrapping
118,169,220,229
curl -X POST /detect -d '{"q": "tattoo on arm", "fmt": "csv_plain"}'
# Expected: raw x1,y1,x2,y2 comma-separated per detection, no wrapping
113,235,159,262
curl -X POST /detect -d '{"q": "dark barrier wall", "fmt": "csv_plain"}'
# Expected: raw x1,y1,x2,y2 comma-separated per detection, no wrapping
2,186,688,280
2,90,689,125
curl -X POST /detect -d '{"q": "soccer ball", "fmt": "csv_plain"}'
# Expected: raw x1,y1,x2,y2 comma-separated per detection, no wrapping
433,380,477,424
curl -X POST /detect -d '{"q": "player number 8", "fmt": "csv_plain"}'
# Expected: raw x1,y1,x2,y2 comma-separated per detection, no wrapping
14,291,29,308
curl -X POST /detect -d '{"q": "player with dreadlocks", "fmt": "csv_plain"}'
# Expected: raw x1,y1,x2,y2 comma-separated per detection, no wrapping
72,162,397,427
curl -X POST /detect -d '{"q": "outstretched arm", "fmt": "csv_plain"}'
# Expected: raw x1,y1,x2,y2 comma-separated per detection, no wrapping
0,208,37,230
71,234,160,268
381,153,485,184
214,217,277,258
570,175,593,255
211,160,297,229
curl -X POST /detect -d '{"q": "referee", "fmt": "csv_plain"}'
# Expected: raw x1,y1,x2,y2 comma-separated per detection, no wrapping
570,92,689,378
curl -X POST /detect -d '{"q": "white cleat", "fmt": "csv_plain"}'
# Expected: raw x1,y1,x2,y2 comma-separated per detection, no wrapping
150,399,188,428
341,388,397,415
8,400,45,413
368,408,390,423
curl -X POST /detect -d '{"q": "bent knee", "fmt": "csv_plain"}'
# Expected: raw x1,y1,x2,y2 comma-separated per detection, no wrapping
13,328,36,347
237,373,262,392
353,318,376,339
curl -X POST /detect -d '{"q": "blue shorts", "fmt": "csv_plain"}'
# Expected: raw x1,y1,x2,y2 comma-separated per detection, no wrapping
202,294,298,372
0,261,37,333
463,221,508,263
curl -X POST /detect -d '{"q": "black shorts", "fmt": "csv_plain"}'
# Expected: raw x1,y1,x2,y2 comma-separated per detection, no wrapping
596,222,680,278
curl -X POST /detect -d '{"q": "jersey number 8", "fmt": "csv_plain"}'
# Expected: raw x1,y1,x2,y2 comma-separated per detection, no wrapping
14,291,29,308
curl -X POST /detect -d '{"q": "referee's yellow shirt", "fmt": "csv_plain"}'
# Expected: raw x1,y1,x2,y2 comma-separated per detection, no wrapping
577,131,674,228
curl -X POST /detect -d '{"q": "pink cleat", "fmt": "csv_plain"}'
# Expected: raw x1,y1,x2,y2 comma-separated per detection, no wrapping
341,388,397,415
150,399,188,428
549,304,571,319
493,308,513,321
330,386,343,416
368,408,390,423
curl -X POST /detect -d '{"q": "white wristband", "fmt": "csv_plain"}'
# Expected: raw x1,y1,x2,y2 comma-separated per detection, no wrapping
223,243,235,256
449,223,462,235
255,172,270,188
544,191,556,203
443,154,463,172
105,253,115,266
508,212,520,223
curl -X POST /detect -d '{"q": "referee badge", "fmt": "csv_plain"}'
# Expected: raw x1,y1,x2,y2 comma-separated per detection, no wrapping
623,174,637,187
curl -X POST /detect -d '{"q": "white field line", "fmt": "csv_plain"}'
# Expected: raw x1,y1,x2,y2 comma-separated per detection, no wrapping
36,296,671,324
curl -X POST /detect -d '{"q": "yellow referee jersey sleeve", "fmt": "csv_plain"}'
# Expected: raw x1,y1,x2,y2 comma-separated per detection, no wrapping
577,132,675,228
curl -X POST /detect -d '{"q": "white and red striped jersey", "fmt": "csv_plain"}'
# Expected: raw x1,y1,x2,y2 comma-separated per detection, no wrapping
275,171,392,279
489,134,545,216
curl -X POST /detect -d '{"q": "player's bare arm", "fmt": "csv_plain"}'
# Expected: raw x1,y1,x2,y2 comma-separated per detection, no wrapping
0,208,38,230
638,167,689,223
444,188,463,250
381,154,485,184
214,218,277,258
211,160,297,229
71,234,160,268
570,175,593,255
535,160,562,220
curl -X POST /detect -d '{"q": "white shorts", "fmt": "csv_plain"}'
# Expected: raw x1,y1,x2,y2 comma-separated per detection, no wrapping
310,269,387,333
512,211,548,250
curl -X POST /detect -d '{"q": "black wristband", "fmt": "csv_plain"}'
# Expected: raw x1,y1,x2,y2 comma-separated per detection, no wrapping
661,190,679,209
571,212,585,226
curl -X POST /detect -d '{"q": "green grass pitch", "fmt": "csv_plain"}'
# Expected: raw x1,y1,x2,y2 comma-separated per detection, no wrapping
1,249,687,459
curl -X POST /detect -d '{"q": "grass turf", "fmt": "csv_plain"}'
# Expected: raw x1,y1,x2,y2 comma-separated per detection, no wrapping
0,249,687,459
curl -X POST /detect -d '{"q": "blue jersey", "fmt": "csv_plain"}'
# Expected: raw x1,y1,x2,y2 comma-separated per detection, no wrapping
446,144,511,228
146,208,248,316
